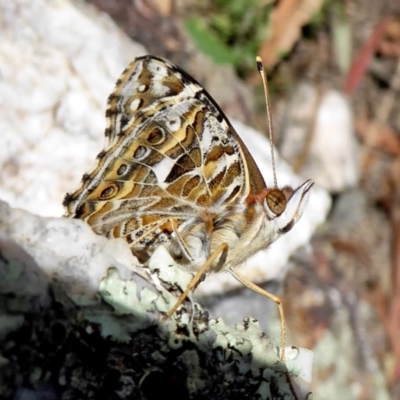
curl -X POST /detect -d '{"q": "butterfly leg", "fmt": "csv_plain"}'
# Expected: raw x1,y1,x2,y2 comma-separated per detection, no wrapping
228,268,286,361
169,218,194,261
165,243,229,318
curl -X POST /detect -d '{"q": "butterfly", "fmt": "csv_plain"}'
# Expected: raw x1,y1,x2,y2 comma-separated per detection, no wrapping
63,55,313,360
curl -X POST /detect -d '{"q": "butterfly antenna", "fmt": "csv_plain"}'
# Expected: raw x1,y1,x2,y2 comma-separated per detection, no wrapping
256,56,277,188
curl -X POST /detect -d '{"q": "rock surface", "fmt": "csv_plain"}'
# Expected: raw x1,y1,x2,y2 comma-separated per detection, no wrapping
0,199,313,399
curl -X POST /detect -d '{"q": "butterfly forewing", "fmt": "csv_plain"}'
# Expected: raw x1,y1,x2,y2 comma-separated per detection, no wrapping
64,56,263,254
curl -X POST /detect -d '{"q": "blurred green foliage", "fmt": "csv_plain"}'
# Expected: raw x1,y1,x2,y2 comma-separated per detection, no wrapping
185,0,273,76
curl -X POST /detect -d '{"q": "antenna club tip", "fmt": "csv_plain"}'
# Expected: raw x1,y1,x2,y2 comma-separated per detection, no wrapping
256,56,263,71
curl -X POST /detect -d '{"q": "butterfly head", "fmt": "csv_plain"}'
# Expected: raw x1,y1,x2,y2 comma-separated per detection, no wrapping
265,179,314,235
247,179,314,237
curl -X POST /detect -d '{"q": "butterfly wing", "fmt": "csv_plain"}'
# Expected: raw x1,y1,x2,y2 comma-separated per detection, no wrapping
64,55,265,251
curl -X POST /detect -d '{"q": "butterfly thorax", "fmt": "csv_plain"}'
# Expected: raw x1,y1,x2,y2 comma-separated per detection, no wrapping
167,192,284,273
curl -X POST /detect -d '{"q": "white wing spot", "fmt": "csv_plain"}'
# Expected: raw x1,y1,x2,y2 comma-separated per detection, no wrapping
167,117,181,131
130,98,141,111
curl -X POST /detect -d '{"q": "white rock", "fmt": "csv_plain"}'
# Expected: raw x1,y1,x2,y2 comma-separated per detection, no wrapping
0,0,146,217
280,83,359,193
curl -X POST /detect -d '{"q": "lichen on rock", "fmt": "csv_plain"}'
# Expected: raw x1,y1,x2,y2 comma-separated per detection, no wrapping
0,199,312,399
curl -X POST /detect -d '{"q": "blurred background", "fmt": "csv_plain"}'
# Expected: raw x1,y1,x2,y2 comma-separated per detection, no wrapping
1,0,400,398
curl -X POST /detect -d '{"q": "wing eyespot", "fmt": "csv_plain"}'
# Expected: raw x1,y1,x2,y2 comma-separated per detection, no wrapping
99,184,118,200
117,164,128,176
146,127,165,145
133,146,148,160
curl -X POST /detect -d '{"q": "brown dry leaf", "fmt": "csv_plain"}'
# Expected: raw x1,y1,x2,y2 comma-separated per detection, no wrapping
152,0,172,16
378,18,400,58
355,118,400,156
258,0,323,68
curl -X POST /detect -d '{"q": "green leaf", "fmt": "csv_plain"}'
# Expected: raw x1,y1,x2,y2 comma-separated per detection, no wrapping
185,17,238,65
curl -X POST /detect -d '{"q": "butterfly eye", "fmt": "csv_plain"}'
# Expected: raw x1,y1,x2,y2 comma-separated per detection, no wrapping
266,189,287,216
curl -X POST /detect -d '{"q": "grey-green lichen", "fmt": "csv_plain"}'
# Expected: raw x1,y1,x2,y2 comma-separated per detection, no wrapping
0,200,312,399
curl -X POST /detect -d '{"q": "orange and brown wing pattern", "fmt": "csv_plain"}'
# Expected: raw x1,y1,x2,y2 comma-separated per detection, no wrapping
64,55,262,250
